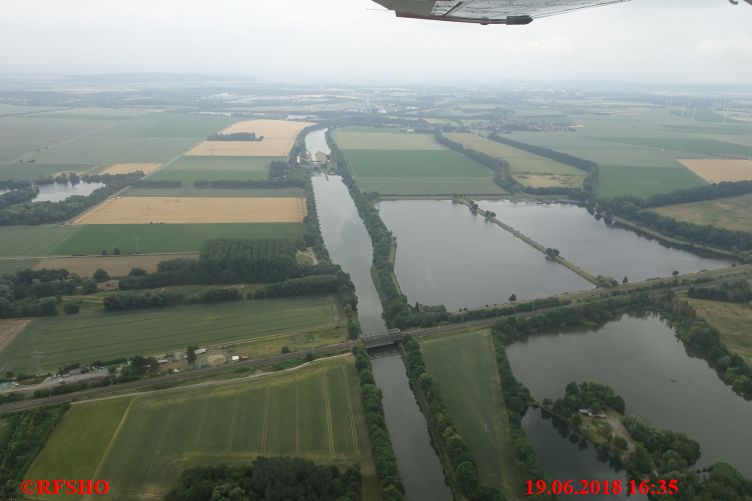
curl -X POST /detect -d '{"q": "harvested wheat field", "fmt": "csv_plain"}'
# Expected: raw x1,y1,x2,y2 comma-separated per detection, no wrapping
679,159,752,183
34,253,198,277
72,197,306,224
100,163,162,175
186,119,315,157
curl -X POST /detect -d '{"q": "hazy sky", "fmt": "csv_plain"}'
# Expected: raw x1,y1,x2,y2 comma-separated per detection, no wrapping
1,0,751,85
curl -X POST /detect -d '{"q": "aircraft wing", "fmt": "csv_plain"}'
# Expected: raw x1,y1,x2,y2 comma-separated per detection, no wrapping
371,0,632,25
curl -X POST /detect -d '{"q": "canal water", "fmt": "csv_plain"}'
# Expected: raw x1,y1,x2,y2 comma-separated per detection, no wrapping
479,200,734,282
507,314,752,477
310,171,452,500
378,199,593,310
523,409,647,501
305,128,330,158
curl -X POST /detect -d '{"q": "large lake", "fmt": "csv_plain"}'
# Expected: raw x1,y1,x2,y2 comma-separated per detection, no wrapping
378,200,593,310
507,315,752,477
479,200,734,282
34,181,104,203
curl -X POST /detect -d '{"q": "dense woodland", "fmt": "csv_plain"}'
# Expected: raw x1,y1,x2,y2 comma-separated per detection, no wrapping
352,346,404,500
687,279,752,302
0,268,99,319
0,187,38,209
164,458,360,501
401,337,505,501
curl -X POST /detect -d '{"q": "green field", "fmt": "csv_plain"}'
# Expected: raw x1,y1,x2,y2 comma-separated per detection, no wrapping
26,398,132,483
421,331,522,499
0,258,40,274
652,193,752,232
353,177,505,195
54,223,306,255
147,156,283,183
28,136,201,165
333,127,444,150
688,299,752,365
597,165,706,198
26,357,378,500
0,226,80,257
599,137,752,157
0,296,339,374
0,162,98,180
446,133,585,188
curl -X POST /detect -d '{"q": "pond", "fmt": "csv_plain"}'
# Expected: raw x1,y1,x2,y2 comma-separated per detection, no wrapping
378,200,593,310
507,314,752,476
33,181,104,203
478,200,734,282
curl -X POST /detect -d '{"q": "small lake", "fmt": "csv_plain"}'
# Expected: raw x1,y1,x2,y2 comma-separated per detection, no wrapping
479,200,734,282
33,181,104,203
378,200,593,310
371,353,453,501
305,128,330,158
523,409,647,501
507,314,752,476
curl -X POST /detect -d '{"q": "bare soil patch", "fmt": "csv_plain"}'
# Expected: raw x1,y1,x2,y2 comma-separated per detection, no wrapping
101,163,162,175
34,253,198,277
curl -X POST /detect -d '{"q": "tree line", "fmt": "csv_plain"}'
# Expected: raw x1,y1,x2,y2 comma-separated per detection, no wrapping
488,132,599,193
643,179,752,208
0,268,99,319
130,179,182,189
595,196,752,255
164,457,360,501
687,279,752,302
352,346,405,500
401,337,505,500
0,179,31,190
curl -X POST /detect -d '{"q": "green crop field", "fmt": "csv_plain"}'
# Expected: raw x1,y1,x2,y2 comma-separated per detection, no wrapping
54,223,306,255
0,162,98,180
688,299,752,365
0,226,80,257
0,296,339,374
333,127,444,150
148,156,283,182
421,331,523,499
28,136,201,165
651,193,752,231
0,258,40,274
339,149,504,195
100,112,237,138
599,137,752,157
597,165,706,198
343,150,489,178
27,357,378,500
26,398,132,483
